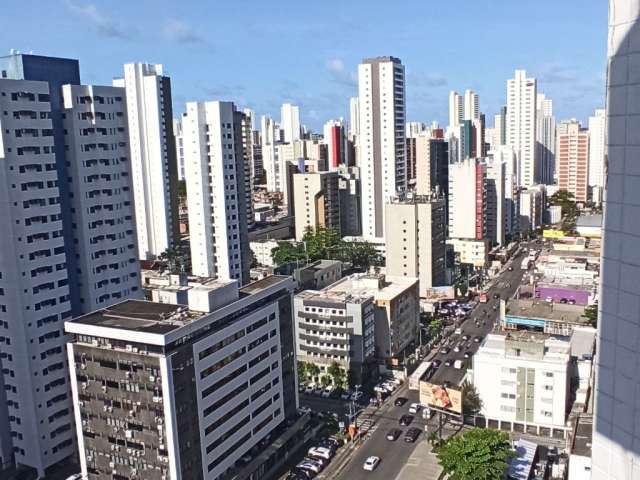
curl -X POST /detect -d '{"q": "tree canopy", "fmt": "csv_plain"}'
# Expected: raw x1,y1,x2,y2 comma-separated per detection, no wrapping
583,304,598,328
549,189,580,233
436,428,513,480
461,380,483,416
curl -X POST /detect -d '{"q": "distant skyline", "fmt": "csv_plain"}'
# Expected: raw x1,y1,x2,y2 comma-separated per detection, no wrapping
1,0,607,130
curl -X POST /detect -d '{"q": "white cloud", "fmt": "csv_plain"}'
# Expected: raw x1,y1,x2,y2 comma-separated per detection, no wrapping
64,0,130,39
325,58,357,88
163,19,204,44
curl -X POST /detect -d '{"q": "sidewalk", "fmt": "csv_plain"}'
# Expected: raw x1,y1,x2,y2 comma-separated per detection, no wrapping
394,439,442,480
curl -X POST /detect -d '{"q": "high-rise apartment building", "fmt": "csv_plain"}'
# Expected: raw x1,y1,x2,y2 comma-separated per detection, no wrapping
173,119,186,181
591,3,640,478
415,134,448,198
448,91,463,129
493,106,507,148
184,101,249,284
280,103,301,143
448,158,486,240
65,276,298,480
238,111,255,229
337,165,362,237
557,120,589,203
536,93,556,184
113,63,179,260
349,96,359,139
385,194,447,296
357,56,406,238
323,119,346,170
588,108,606,204
293,171,341,240
507,70,537,188
61,84,142,312
463,89,480,121
485,157,506,246
490,145,519,241
0,76,77,475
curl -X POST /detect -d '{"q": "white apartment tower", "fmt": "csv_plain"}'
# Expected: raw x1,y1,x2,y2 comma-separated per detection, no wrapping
280,103,301,143
507,70,537,188
349,96,359,139
591,3,640,478
448,90,463,130
588,108,606,203
463,89,480,121
0,78,76,475
113,63,179,260
184,101,249,284
357,56,407,238
535,93,556,184
61,84,142,312
173,118,186,181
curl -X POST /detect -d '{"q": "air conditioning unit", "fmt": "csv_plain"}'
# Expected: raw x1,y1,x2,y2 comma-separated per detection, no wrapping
132,347,139,353
101,385,107,392
125,430,133,439
159,443,165,450
109,461,115,468
112,470,117,475
126,345,133,352
129,410,135,417
82,420,88,426
86,455,92,462
126,448,132,454
80,364,87,370
78,401,84,407
149,375,155,382
81,382,87,390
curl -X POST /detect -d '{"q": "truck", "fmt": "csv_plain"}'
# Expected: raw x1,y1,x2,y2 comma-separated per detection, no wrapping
520,258,530,270
454,360,464,369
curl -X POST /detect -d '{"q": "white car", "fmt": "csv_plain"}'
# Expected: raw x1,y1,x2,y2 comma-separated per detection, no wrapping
408,403,422,414
321,386,333,398
382,382,396,392
297,461,322,474
304,385,315,394
308,446,332,460
65,475,84,480
363,455,381,471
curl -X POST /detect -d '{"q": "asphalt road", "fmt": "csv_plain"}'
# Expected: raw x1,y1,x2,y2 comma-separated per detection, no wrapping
428,245,533,387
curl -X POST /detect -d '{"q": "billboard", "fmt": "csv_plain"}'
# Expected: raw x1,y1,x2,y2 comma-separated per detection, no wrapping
419,381,462,414
543,229,565,239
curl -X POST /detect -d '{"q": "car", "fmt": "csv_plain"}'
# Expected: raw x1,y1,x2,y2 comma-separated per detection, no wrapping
422,407,435,419
351,391,364,402
373,385,387,394
305,456,328,468
363,456,381,471
313,385,324,395
404,427,421,443
297,461,321,474
369,397,380,407
298,384,305,393
444,359,453,367
394,396,408,406
65,475,84,480
493,293,500,299
386,428,401,441
453,344,461,353
559,298,568,304
321,386,333,398
463,351,472,359
508,266,514,271
473,335,483,343
432,359,442,368
462,334,470,341
381,382,396,392
439,347,450,354
341,390,353,400
304,385,315,394
408,402,422,414
308,446,332,460
399,414,414,426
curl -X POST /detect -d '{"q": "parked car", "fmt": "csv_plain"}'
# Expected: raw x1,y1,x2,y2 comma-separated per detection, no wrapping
453,343,462,353
304,385,315,394
432,359,442,368
439,347,450,355
341,390,353,400
321,386,333,398
463,351,472,359
394,397,408,407
462,334,470,341
313,385,324,395
308,446,332,460
399,414,414,426
473,336,483,343
404,427,421,443
305,456,327,468
297,461,321,474
363,456,381,471
444,359,453,367
351,391,364,402
381,382,396,392
386,428,401,441
408,403,421,414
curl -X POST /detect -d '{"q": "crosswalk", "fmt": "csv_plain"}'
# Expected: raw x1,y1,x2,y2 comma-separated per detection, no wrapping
357,416,377,435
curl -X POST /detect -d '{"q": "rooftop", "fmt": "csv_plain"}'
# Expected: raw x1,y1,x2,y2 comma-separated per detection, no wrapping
576,214,603,228
297,259,342,273
571,414,593,457
506,298,587,325
479,332,571,362
570,327,597,360
296,288,372,306
325,272,417,301
239,275,291,295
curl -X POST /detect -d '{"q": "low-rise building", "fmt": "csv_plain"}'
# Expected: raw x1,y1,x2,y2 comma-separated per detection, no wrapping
447,238,490,268
535,275,597,306
502,298,590,336
325,273,420,365
294,290,376,385
294,260,343,291
473,331,571,431
250,238,285,267
575,214,602,238
65,276,298,480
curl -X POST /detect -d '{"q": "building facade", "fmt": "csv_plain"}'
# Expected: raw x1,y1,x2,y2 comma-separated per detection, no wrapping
385,195,447,297
183,101,249,284
448,158,486,240
113,63,179,260
357,56,407,238
65,276,297,480
557,120,589,203
280,103,300,143
587,108,606,204
293,171,341,241
535,93,556,185
507,70,537,188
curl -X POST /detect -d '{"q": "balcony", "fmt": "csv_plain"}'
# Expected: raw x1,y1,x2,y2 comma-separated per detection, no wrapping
298,333,349,346
299,344,351,358
297,311,353,323
297,321,353,335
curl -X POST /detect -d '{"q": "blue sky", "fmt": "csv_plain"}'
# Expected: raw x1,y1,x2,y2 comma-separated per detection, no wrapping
2,0,607,130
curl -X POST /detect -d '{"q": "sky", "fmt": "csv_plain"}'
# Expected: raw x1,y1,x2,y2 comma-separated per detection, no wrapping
1,0,608,131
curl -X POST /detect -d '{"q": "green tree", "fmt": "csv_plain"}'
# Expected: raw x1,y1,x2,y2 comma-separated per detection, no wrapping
303,226,342,261
456,281,468,298
436,428,513,480
428,319,443,337
327,362,348,389
550,189,580,233
583,304,598,328
339,241,384,269
307,363,320,381
297,361,308,385
271,241,307,266
320,375,331,387
158,245,186,273
461,380,483,416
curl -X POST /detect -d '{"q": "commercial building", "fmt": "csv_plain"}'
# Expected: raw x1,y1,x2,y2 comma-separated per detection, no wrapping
323,119,346,170
507,70,537,188
557,120,589,203
357,56,407,238
293,171,340,241
294,260,343,291
463,89,480,121
448,158,486,240
65,276,297,480
113,63,179,260
183,101,250,284
446,238,490,269
325,273,419,364
349,97,359,139
490,145,519,240
587,109,605,204
473,332,570,430
501,298,590,336
61,84,142,312
385,194,447,297
592,5,640,478
294,289,376,385
485,157,506,246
